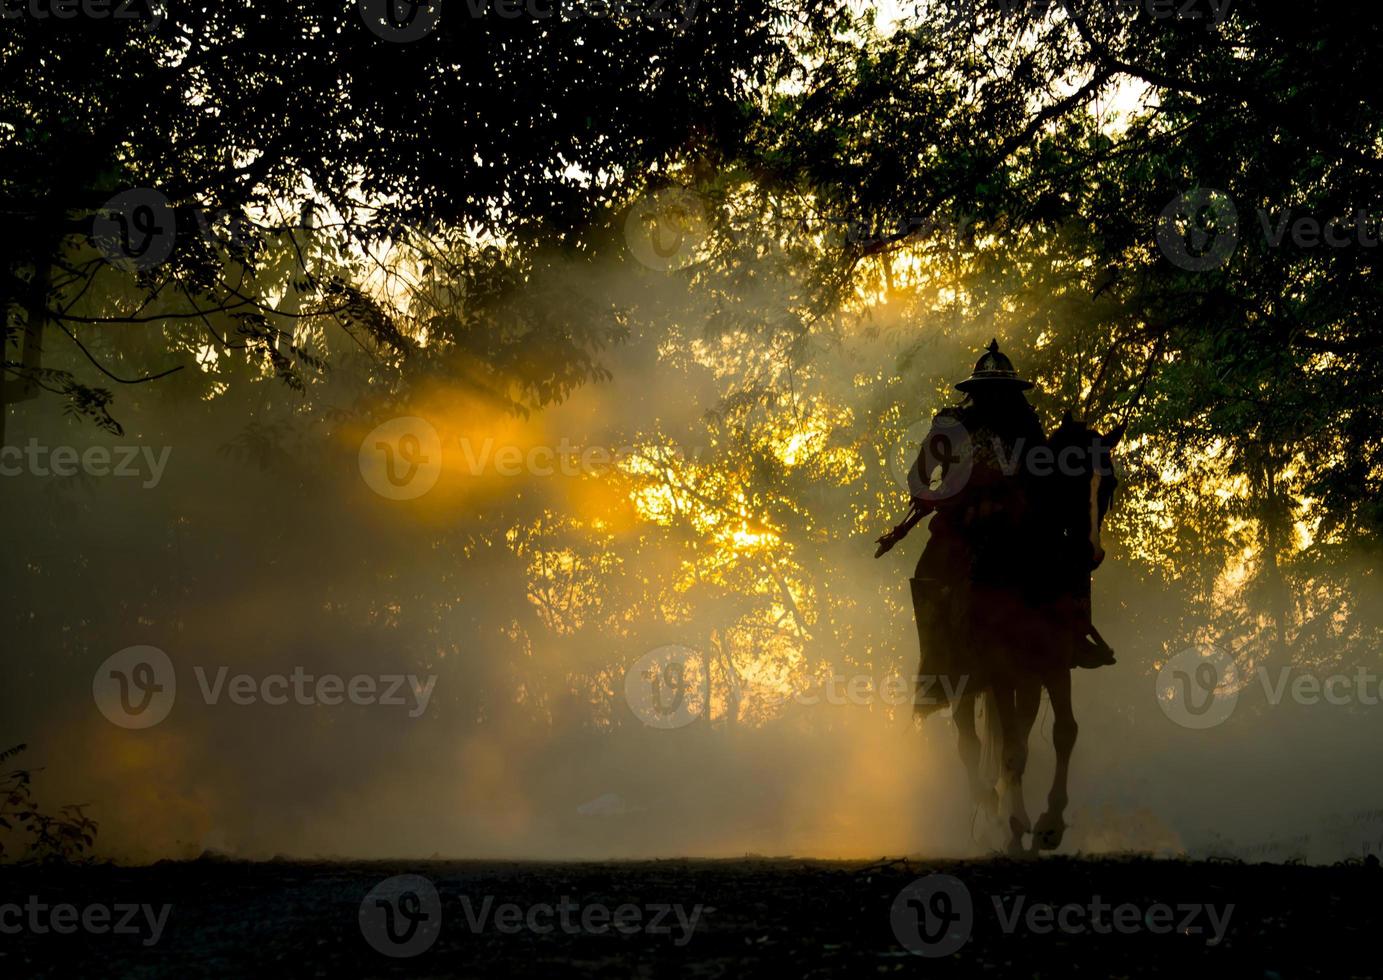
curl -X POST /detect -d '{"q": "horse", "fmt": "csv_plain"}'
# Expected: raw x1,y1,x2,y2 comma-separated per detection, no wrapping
947,412,1124,853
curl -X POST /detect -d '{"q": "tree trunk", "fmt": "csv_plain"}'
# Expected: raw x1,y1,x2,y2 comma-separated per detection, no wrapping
2,225,55,446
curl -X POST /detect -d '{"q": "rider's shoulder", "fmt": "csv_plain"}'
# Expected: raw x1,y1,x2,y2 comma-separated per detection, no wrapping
931,405,967,425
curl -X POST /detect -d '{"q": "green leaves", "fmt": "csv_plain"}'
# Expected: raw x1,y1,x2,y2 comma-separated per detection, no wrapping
0,745,99,865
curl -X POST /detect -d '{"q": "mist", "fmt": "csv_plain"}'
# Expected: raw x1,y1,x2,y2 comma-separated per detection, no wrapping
4,227,1381,870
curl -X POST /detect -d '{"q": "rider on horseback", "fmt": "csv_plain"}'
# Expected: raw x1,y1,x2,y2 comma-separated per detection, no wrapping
874,339,1114,714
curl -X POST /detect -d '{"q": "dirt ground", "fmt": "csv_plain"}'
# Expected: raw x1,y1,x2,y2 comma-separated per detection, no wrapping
1,854,1379,977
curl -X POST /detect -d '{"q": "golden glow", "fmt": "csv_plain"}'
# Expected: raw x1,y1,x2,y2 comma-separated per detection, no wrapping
346,190,1337,731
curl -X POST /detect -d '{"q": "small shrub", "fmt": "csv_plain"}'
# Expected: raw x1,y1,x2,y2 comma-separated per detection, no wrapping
0,744,99,864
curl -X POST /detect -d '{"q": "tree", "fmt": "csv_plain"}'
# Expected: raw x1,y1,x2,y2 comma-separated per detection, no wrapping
1,0,845,440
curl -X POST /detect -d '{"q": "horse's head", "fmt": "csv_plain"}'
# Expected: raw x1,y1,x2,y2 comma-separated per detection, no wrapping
1046,411,1124,571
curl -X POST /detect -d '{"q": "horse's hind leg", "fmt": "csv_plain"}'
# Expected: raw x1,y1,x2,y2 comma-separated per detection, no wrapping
1034,668,1076,851
953,691,996,815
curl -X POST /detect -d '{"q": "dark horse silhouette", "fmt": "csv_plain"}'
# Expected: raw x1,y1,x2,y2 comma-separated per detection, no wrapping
949,412,1124,853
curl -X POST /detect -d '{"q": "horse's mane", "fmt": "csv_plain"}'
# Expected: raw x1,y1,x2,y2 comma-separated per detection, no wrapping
1022,411,1124,601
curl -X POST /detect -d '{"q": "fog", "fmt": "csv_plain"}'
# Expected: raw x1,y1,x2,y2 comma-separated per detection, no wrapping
4,235,1381,868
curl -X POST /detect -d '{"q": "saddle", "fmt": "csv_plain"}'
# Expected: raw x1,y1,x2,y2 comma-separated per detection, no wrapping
911,573,1117,672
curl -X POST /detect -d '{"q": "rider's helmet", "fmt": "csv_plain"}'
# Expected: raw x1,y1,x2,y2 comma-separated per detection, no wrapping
955,338,1034,392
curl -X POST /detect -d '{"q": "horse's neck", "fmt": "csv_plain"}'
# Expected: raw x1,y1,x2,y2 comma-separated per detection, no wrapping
1028,471,1093,599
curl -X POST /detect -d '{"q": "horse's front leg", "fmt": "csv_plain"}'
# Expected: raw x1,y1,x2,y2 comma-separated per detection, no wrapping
1033,667,1076,851
953,690,996,815
993,680,1040,853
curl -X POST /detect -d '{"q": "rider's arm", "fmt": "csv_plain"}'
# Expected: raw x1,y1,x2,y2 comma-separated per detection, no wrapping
874,499,929,557
874,439,941,557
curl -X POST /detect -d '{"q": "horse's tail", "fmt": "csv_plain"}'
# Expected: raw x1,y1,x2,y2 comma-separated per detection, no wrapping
978,689,1004,791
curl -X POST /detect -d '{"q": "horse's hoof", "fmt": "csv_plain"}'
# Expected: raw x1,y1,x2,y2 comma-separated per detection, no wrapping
1005,827,1035,858
1032,813,1066,850
1006,815,1034,854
